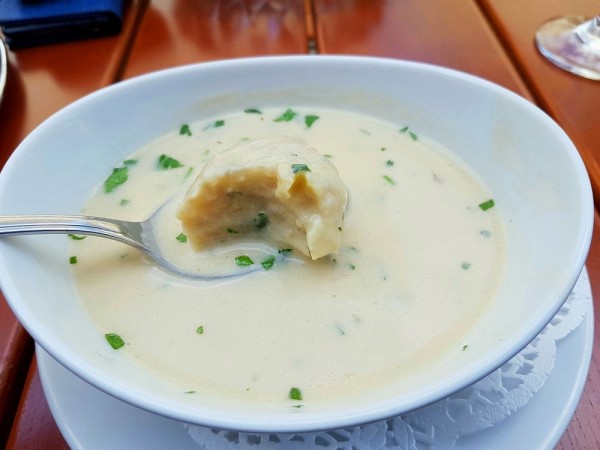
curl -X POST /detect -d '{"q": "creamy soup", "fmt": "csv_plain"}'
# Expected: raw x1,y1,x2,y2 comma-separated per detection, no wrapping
71,107,505,405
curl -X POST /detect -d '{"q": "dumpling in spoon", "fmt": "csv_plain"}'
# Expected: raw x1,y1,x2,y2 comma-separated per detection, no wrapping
177,136,347,259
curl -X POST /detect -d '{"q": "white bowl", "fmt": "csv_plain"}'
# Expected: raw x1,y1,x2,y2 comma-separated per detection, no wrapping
0,56,593,433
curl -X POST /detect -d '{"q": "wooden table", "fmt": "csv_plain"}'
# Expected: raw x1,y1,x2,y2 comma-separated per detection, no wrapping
2,1,599,448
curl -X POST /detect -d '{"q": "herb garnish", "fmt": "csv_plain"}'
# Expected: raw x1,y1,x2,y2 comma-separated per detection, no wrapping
244,108,262,114
278,248,293,255
176,233,187,243
123,159,138,166
261,255,275,270
400,126,418,141
203,120,225,130
292,163,311,174
105,333,125,349
386,160,394,166
69,256,77,264
196,325,204,335
478,199,495,211
235,255,254,266
180,124,192,136
227,227,239,234
383,175,396,185
254,212,269,229
119,199,130,207
305,115,319,128
289,387,303,401
104,167,128,193
158,154,183,169
461,262,471,270
274,108,298,122
68,234,86,241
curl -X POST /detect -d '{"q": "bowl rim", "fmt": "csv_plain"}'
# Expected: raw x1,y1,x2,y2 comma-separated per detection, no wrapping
0,54,594,433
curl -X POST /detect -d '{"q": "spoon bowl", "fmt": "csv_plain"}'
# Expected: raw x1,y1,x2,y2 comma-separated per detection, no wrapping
0,207,278,280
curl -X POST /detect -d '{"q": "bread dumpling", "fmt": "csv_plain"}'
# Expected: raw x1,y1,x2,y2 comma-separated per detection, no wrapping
177,136,347,259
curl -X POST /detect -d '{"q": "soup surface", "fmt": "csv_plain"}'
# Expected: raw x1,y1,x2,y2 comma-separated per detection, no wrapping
71,107,505,405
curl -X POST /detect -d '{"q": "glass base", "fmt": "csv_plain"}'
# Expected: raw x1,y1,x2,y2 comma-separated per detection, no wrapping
535,15,600,80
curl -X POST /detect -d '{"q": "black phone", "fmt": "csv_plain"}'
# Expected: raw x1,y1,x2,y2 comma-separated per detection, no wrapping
0,0,124,48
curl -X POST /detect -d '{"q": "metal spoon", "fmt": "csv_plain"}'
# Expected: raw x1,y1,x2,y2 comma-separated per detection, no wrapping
0,213,272,280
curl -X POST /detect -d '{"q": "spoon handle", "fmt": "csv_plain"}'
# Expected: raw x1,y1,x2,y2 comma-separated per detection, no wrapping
0,215,141,249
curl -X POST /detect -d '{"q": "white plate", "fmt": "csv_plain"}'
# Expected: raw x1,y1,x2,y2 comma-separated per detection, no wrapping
37,296,593,450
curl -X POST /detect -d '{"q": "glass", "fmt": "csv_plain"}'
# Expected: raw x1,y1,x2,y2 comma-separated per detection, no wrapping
535,15,600,80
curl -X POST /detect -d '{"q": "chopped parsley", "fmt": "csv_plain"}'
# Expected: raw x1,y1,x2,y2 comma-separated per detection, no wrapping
203,119,225,130
292,163,311,174
244,108,262,114
274,108,298,122
383,175,396,185
69,256,77,264
105,333,125,350
305,115,319,128
227,227,239,234
400,126,418,141
278,248,293,255
289,387,303,401
462,344,469,351
461,262,472,270
261,255,275,270
68,234,86,241
478,199,495,211
176,233,187,243
123,159,138,165
235,255,254,266
157,154,183,169
119,199,130,207
386,160,394,166
104,166,128,193
480,230,491,237
196,325,204,335
179,124,192,136
254,212,269,229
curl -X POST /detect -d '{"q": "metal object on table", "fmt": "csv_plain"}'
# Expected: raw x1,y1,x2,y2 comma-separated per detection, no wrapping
0,36,6,103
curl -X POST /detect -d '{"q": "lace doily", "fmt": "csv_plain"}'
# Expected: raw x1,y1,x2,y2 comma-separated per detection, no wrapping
186,269,591,449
